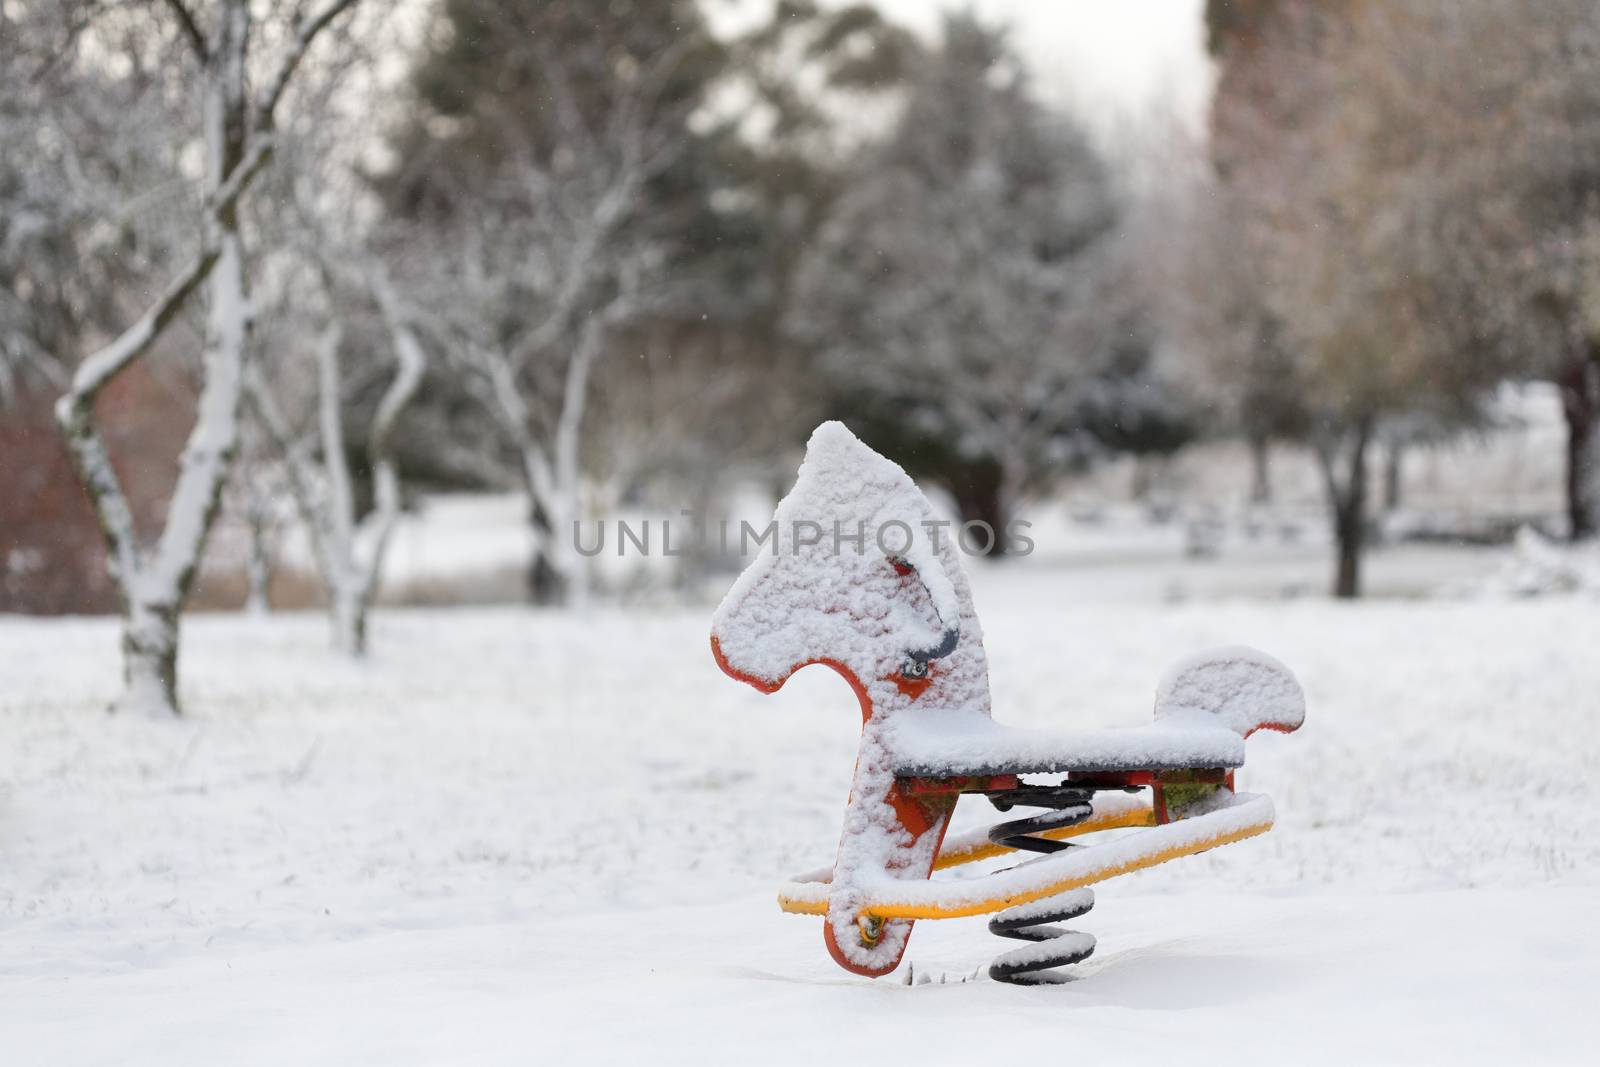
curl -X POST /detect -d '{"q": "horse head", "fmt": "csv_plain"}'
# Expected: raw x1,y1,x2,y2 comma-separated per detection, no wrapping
711,422,994,977
711,421,991,724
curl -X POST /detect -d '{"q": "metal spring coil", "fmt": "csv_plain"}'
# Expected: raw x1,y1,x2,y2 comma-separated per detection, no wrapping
983,786,1099,984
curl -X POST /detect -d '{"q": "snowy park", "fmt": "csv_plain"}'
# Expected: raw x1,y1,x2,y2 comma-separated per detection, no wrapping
4,552,1598,1062
7,0,1600,1064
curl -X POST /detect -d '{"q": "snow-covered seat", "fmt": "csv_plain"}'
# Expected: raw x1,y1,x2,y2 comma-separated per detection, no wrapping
889,646,1304,775
888,716,1248,776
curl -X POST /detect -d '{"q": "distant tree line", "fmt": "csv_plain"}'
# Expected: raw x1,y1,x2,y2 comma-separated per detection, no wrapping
1193,0,1600,596
7,0,1600,717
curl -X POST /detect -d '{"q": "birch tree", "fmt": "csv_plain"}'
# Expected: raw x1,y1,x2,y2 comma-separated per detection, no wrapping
51,0,361,715
401,39,698,606
245,268,424,654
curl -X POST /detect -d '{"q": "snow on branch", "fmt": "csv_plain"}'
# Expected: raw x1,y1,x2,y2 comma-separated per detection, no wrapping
243,363,338,582
255,0,362,128
59,136,272,409
245,267,429,654
364,267,429,599
58,248,218,408
366,267,428,463
207,135,274,214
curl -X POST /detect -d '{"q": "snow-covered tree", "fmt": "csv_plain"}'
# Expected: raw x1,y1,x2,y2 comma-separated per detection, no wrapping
0,6,189,407
421,112,676,606
384,4,714,605
788,14,1178,549
229,18,426,654
245,266,424,654
49,0,362,715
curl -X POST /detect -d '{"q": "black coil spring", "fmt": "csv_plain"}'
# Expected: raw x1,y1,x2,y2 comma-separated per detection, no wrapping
983,786,1099,985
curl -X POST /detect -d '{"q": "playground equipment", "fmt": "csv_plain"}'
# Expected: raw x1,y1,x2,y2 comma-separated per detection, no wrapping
711,423,1305,984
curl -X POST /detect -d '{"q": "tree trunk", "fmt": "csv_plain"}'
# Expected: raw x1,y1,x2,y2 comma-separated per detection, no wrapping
115,9,253,715
946,459,1007,558
330,581,367,656
1318,420,1373,600
528,549,568,605
994,448,1026,557
1332,487,1365,599
1383,440,1403,512
526,499,569,606
244,514,272,615
1249,436,1272,504
557,494,590,609
1560,359,1600,541
122,600,179,716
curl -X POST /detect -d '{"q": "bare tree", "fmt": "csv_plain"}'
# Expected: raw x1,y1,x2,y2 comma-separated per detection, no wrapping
1208,0,1513,596
410,43,696,606
50,0,360,714
245,268,424,655
1412,0,1600,540
1161,163,1309,506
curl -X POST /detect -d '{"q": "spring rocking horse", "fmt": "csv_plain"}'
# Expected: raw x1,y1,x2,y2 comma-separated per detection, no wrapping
711,422,1305,984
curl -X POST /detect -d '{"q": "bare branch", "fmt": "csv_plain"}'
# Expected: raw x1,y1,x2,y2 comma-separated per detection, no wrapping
243,365,337,579
366,267,429,462
362,269,429,599
307,324,358,569
56,133,273,406
209,135,275,212
160,0,208,60
53,406,142,588
255,0,362,127
61,248,219,403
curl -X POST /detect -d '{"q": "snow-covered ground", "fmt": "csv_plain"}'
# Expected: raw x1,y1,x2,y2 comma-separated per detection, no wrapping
3,559,1598,1064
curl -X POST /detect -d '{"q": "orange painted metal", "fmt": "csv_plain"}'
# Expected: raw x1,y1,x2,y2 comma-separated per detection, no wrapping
711,634,953,978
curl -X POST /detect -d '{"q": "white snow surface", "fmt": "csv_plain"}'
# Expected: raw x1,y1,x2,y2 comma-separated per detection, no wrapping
4,576,1599,1063
1445,526,1600,599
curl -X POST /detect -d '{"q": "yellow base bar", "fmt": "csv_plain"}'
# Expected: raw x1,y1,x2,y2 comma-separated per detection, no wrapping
871,818,1270,920
777,808,1272,920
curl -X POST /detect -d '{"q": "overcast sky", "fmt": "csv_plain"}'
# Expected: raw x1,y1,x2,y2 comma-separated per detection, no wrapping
868,0,1213,132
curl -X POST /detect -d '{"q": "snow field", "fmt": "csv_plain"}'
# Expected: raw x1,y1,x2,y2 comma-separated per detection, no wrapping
2,567,1597,1063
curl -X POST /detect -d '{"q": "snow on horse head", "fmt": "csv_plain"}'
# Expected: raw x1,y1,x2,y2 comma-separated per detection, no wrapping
711,421,992,725
710,421,994,977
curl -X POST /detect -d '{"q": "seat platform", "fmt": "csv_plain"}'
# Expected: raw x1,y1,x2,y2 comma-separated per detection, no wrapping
886,709,1247,777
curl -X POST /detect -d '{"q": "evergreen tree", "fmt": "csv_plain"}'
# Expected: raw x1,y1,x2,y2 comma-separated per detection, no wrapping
790,14,1187,553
